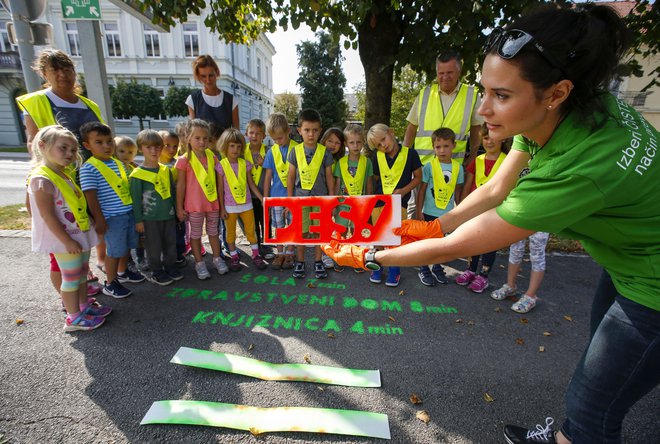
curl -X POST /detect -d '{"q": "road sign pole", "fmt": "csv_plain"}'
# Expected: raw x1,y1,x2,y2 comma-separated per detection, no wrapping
77,20,114,131
8,0,42,92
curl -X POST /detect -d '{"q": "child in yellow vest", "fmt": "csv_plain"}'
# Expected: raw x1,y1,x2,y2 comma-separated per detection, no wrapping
366,123,422,287
455,123,510,293
287,109,334,280
217,128,266,271
320,127,346,270
174,119,227,279
158,129,186,266
245,119,274,260
29,125,111,331
416,128,464,286
333,124,373,273
129,129,182,286
114,136,138,173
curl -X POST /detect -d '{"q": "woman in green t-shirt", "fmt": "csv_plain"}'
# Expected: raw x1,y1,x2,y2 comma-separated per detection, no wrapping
325,4,659,444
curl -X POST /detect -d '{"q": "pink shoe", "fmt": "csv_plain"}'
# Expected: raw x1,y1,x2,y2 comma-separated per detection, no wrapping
455,270,476,286
87,281,102,296
468,275,489,293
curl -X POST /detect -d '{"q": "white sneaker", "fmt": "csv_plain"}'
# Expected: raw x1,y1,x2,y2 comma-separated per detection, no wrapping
195,261,211,280
511,294,538,313
213,256,229,275
321,253,334,269
491,284,517,301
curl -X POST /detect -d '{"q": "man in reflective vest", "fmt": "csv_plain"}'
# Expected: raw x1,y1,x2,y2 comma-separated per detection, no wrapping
403,51,484,166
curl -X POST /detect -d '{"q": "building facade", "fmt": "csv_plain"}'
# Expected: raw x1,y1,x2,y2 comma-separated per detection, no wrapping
0,0,275,145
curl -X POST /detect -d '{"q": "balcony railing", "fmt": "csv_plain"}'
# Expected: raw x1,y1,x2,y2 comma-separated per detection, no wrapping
0,51,21,70
618,90,650,108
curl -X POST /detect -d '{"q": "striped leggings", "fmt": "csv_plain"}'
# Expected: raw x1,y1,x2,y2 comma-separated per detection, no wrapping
52,251,91,292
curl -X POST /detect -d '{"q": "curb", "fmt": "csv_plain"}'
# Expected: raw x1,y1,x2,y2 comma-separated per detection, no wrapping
0,230,30,238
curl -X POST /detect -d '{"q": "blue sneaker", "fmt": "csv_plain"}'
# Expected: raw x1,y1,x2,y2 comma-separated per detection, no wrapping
166,269,184,281
369,269,382,284
102,279,132,298
117,268,145,283
386,267,401,287
293,261,306,279
82,303,112,317
314,261,328,279
431,264,448,284
418,268,436,287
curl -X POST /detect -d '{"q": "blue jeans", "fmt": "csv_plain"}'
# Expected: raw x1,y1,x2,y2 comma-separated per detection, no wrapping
560,271,660,443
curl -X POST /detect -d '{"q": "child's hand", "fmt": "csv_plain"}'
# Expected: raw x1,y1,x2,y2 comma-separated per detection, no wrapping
393,188,404,195
176,208,187,222
64,238,82,254
135,222,145,233
253,154,264,167
220,209,228,220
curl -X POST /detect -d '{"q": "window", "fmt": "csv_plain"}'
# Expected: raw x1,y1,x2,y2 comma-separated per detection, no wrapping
64,23,80,56
246,47,251,74
144,24,160,57
182,23,198,57
256,57,262,83
103,22,121,57
265,65,270,88
0,21,11,52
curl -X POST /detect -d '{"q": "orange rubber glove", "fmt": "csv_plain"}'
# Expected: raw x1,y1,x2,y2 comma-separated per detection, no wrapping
321,241,369,270
393,219,444,245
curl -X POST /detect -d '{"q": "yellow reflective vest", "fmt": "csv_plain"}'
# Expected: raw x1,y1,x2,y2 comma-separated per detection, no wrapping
16,89,104,128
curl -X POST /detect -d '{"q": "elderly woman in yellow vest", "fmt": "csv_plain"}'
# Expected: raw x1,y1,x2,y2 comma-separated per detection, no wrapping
16,49,104,160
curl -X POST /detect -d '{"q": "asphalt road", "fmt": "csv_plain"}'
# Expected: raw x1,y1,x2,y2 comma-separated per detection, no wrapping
0,236,658,443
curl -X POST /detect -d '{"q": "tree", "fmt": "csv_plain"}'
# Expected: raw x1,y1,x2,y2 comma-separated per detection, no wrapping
274,92,300,123
390,65,426,140
297,32,347,129
163,85,196,118
138,0,659,128
351,81,366,123
110,79,163,131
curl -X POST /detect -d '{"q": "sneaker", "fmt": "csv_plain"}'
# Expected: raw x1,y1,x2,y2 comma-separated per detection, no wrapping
137,257,150,272
314,261,328,279
64,313,105,332
293,261,306,279
175,256,187,267
166,269,184,281
184,244,192,256
511,294,538,313
431,265,448,284
418,270,436,287
127,259,139,274
61,297,100,312
260,246,275,260
102,279,132,298
117,269,145,283
455,270,476,286
82,303,113,317
195,261,211,280
492,284,517,301
252,254,267,270
201,245,208,256
321,253,334,269
228,255,242,272
213,256,229,275
386,267,400,287
504,417,556,444
369,269,382,284
468,275,489,293
334,264,344,272
353,267,365,273
282,254,295,270
87,280,102,296
271,255,285,270
147,271,174,286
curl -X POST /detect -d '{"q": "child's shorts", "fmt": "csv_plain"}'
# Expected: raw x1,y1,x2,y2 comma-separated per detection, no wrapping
49,253,61,272
270,205,291,229
105,212,138,258
302,205,320,236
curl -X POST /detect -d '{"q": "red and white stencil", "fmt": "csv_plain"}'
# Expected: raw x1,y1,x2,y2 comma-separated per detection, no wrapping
263,195,402,246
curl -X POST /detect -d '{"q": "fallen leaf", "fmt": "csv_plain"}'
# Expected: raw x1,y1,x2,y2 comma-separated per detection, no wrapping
455,319,463,324
248,427,263,435
516,338,525,345
398,290,405,296
539,346,545,352
494,307,502,313
520,318,529,324
15,319,24,325
483,393,494,402
303,354,312,364
247,343,254,351
327,333,335,339
564,315,573,322
317,386,325,392
467,320,475,326
416,410,430,424
543,331,552,337
410,393,422,404
307,283,316,288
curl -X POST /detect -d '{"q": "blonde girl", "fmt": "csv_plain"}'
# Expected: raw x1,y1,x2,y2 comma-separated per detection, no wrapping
29,125,111,331
216,129,266,271
174,119,227,279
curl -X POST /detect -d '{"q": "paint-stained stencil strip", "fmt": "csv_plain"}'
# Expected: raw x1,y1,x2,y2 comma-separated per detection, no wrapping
171,347,381,387
141,400,391,439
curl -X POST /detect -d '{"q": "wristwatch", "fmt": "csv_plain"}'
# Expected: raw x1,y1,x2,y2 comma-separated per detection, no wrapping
364,250,381,271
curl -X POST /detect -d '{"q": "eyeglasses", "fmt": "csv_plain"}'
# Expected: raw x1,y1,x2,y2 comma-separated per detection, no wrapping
484,28,567,78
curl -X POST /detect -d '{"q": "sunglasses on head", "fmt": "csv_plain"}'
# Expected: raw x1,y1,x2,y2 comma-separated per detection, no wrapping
484,27,568,78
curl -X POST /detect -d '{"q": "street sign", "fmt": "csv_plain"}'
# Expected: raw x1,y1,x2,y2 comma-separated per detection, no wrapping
61,0,101,19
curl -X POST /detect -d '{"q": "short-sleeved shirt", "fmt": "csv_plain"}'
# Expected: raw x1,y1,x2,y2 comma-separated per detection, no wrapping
263,143,292,198
174,154,221,213
496,94,659,311
129,166,176,222
216,159,254,212
406,82,484,127
465,156,499,193
287,144,334,197
372,145,423,208
80,158,132,218
421,161,464,217
333,156,374,196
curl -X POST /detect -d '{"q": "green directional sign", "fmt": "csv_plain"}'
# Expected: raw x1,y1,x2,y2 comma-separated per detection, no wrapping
61,0,102,20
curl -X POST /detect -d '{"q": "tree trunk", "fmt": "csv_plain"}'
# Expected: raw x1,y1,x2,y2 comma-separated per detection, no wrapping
358,5,403,131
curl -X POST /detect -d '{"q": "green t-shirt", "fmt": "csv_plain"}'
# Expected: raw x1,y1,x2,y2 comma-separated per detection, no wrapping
496,94,659,311
129,166,176,222
333,156,374,196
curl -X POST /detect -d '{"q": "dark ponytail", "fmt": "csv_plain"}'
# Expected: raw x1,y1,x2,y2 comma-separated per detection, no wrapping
496,3,631,128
